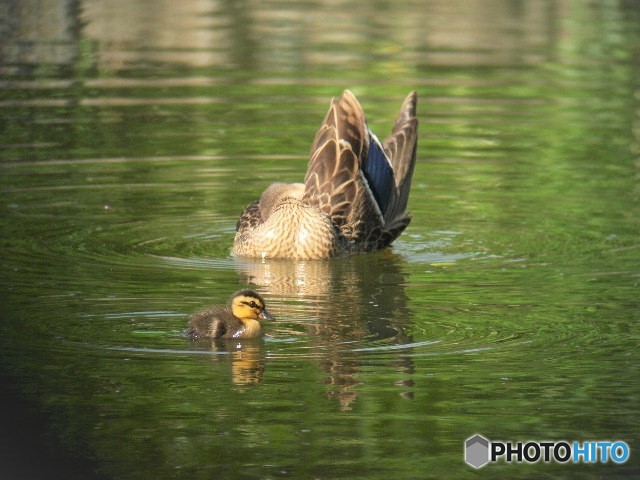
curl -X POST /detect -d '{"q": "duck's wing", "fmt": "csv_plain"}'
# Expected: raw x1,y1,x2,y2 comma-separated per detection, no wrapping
235,200,262,236
382,91,418,224
303,90,384,244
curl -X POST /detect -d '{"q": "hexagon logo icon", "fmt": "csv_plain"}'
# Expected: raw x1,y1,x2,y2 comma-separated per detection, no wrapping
465,434,490,468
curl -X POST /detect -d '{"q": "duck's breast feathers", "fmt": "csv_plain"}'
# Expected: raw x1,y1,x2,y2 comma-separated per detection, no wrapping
258,183,305,221
235,183,306,237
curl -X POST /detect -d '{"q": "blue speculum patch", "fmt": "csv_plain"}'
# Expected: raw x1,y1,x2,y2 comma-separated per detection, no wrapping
363,131,394,216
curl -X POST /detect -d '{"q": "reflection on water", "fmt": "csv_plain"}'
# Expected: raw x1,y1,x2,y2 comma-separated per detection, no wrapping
3,0,565,77
236,253,413,409
1,0,640,479
189,339,266,386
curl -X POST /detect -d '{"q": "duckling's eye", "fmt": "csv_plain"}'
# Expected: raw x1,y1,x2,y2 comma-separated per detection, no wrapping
248,301,258,308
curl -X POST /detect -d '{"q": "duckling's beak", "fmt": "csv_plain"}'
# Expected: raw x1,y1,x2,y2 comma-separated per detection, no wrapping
259,309,273,320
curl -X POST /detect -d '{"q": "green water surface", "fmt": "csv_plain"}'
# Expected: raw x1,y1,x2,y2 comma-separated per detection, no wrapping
1,1,639,479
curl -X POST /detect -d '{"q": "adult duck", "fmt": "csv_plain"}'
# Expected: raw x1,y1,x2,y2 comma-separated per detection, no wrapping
232,90,419,260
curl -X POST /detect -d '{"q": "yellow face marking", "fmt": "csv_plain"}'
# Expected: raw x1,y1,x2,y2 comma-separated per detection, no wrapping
231,295,265,320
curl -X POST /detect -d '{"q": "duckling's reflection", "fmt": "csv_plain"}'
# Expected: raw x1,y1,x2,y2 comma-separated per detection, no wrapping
191,339,265,386
235,251,415,409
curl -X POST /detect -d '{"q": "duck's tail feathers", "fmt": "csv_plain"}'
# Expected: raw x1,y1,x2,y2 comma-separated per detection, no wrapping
382,91,418,223
303,90,370,230
304,90,417,248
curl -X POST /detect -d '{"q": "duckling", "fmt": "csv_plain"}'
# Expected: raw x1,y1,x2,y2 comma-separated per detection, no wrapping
187,289,273,339
232,89,419,260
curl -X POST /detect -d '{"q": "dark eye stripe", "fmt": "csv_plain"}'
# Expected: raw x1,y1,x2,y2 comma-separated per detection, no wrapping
242,300,262,309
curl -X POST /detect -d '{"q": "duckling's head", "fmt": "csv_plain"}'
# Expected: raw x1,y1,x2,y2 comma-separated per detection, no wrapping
231,289,273,321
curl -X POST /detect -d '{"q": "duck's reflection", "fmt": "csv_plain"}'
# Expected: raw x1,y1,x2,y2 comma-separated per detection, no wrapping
190,339,265,386
235,251,415,410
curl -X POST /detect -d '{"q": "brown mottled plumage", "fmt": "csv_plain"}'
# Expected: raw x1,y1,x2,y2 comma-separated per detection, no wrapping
233,90,419,260
187,290,273,339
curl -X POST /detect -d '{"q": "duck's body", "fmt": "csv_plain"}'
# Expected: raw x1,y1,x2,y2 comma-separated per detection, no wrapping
232,90,419,260
187,290,272,339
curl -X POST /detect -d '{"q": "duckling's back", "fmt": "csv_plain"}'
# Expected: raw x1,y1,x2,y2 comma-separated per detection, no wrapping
187,305,240,339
